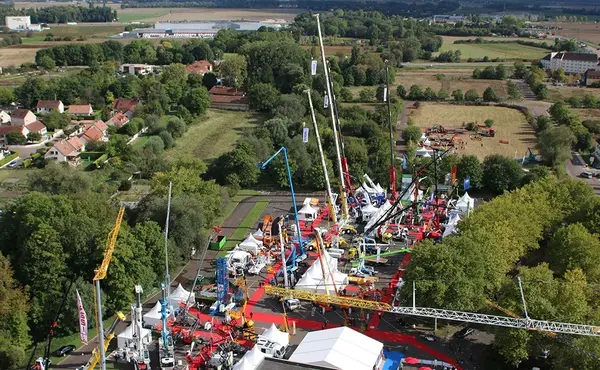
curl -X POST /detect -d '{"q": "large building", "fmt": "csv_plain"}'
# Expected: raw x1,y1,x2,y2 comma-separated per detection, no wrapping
4,16,41,31
540,52,599,75
122,20,283,39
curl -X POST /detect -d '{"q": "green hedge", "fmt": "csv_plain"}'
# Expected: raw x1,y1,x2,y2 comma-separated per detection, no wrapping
86,154,108,170
80,151,104,161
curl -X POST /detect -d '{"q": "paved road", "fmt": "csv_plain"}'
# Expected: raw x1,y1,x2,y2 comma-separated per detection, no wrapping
565,151,600,195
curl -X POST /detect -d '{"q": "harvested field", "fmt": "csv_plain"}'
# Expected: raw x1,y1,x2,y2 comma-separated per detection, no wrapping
301,44,354,56
0,47,38,67
133,8,302,22
544,22,600,46
547,86,600,103
410,103,536,160
574,108,600,121
396,69,507,98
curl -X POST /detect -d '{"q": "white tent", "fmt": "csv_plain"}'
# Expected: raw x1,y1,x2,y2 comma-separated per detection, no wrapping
252,228,264,240
261,324,290,347
241,233,263,247
360,182,378,195
416,146,434,157
242,345,266,368
361,203,378,222
298,204,318,221
364,200,392,233
237,233,263,254
142,301,162,328
289,327,384,370
443,212,461,238
420,132,427,142
295,249,348,294
456,192,474,215
232,357,253,370
117,323,152,349
167,283,195,308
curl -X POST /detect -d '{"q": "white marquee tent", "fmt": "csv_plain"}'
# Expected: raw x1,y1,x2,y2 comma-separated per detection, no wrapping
364,200,393,232
237,233,263,254
167,283,195,308
242,346,266,368
361,203,378,222
295,249,348,294
289,327,384,370
142,301,162,328
416,146,434,157
443,212,461,238
252,228,264,240
298,204,318,221
117,323,152,349
232,357,253,370
456,192,474,215
261,323,290,347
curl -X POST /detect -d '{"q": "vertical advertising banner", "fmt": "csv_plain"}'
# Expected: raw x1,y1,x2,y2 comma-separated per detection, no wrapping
76,289,88,345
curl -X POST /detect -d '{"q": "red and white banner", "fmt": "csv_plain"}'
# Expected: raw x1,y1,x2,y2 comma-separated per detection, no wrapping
76,289,88,345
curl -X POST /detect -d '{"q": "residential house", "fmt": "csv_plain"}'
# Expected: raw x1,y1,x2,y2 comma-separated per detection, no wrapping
119,64,155,76
584,69,600,86
0,125,29,144
112,98,140,118
82,120,108,136
185,60,213,76
36,100,64,114
0,110,10,124
10,109,37,126
24,120,47,137
67,104,94,116
81,126,106,143
540,52,599,74
208,86,250,111
67,136,85,152
44,139,82,163
106,112,129,128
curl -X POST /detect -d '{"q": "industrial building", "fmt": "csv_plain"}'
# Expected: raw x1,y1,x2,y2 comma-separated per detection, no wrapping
540,52,599,74
121,21,283,39
4,16,41,31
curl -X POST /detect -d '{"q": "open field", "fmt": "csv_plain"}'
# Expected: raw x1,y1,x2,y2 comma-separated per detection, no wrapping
547,86,600,103
218,200,270,256
164,109,263,162
436,40,548,61
574,108,600,121
0,47,39,67
410,103,536,160
0,67,86,87
302,44,354,56
544,22,600,46
124,8,302,22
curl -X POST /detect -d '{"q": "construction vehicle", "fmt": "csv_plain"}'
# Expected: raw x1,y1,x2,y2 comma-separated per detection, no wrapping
479,128,496,137
262,216,274,246
92,207,125,370
130,285,151,370
79,312,126,370
159,285,175,370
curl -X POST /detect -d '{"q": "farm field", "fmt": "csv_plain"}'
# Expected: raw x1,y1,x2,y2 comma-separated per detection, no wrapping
410,103,536,160
436,40,548,61
301,44,354,56
543,22,600,46
163,109,263,162
547,86,600,103
0,67,86,87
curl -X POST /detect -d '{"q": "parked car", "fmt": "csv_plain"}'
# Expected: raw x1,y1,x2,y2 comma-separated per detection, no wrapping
581,171,593,179
454,327,474,338
54,345,76,357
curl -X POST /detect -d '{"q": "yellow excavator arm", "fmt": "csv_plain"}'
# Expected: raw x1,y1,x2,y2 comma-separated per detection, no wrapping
84,312,126,370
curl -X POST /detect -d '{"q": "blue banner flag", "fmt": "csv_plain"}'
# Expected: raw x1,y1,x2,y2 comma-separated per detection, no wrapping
302,128,309,143
464,176,471,190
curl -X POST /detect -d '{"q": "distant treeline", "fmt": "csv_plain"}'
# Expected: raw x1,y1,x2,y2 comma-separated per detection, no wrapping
454,37,582,52
0,4,116,24
120,0,460,16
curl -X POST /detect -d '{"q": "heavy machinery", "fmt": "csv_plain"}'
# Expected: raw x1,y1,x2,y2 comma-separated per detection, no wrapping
130,285,150,370
92,206,125,370
384,60,397,199
79,312,127,370
159,285,175,370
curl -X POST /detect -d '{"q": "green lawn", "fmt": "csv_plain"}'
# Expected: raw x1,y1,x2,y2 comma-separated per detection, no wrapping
130,135,149,151
44,24,125,38
436,42,549,60
117,9,170,22
218,200,269,257
164,109,264,162
21,36,46,44
214,189,260,225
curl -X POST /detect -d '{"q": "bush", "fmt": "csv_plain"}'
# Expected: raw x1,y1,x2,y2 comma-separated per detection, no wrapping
484,119,494,128
582,120,600,135
119,179,132,191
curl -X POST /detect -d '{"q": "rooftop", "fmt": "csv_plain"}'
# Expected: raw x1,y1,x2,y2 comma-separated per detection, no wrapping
52,140,77,156
82,126,104,142
112,98,139,113
210,95,250,104
11,108,33,119
36,100,62,109
256,358,335,370
25,120,46,133
185,60,213,75
558,52,598,62
209,85,245,96
585,69,600,78
67,104,93,115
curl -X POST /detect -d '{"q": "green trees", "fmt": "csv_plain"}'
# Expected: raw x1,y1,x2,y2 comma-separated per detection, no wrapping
166,116,187,139
538,126,576,167
506,80,523,100
456,155,483,190
482,154,523,194
402,125,421,143
183,87,211,116
219,54,247,88
482,87,498,102
464,89,479,102
37,55,55,70
451,89,464,101
5,132,26,145
548,223,600,280
248,83,280,112
0,87,15,106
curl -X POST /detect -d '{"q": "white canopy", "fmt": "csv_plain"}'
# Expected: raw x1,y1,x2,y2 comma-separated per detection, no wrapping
238,233,263,254
232,357,253,370
261,323,290,347
289,327,384,370
360,182,378,195
142,301,162,328
364,200,393,233
416,146,434,157
295,249,348,294
443,212,461,237
167,283,195,308
242,345,266,368
298,204,318,221
420,132,427,141
456,192,474,214
252,228,264,239
361,203,378,222
117,323,151,349
241,233,263,247
424,138,431,146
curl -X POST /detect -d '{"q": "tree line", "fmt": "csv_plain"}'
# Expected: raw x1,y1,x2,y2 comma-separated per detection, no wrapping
403,175,600,369
0,4,116,24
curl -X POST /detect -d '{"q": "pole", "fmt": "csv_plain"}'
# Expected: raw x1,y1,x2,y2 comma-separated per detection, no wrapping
306,90,337,224
517,276,530,320
385,60,396,195
280,219,289,289
433,150,438,198
315,13,348,219
95,280,106,370
412,281,416,312
283,148,304,251
164,181,172,296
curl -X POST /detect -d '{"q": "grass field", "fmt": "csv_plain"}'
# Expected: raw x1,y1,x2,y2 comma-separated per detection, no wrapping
117,8,170,23
543,22,600,45
436,40,549,61
0,169,29,206
215,189,260,225
547,86,600,103
164,109,263,162
302,44,354,56
218,200,270,256
410,103,536,160
574,108,600,121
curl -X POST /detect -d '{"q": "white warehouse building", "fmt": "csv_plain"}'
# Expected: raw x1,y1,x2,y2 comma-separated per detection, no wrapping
540,52,599,75
4,16,41,31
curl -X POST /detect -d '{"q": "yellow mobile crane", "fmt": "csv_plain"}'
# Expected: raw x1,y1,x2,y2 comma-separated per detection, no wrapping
85,207,125,370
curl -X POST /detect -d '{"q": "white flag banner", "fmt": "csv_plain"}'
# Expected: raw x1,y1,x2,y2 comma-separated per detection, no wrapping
302,128,309,143
383,87,388,102
76,289,88,345
311,60,318,76
324,94,329,108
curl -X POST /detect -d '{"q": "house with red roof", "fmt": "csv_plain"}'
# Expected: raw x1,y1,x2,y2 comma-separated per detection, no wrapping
45,139,83,163
36,100,64,114
106,112,130,128
208,85,249,111
81,126,105,143
10,109,37,126
82,120,108,135
112,98,140,118
25,120,47,137
0,125,29,144
67,104,94,116
185,60,213,76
